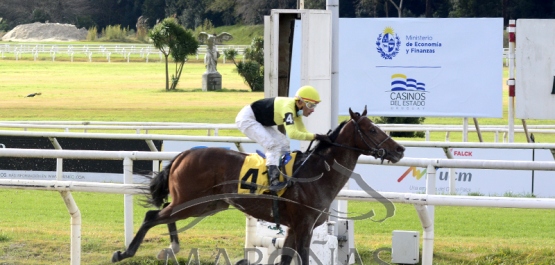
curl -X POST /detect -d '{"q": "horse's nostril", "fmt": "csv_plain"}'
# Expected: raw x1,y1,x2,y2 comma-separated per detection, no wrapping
397,146,405,153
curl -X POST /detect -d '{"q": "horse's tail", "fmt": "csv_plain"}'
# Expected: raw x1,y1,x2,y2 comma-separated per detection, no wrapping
145,157,175,208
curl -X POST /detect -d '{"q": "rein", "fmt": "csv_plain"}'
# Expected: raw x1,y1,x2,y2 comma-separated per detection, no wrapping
280,117,391,183
329,118,391,163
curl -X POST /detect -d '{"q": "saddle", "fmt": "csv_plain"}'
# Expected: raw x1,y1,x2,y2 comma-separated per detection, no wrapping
237,151,301,197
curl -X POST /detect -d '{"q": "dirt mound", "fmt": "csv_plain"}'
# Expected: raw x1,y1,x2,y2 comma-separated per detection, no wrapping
1,22,87,42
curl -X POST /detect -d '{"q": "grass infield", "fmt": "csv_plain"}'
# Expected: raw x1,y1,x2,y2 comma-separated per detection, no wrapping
0,59,555,264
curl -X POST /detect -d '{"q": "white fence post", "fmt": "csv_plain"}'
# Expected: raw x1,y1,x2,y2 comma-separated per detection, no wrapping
123,157,134,248
60,191,81,265
422,164,436,265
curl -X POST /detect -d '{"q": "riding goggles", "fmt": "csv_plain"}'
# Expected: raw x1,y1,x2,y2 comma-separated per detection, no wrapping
300,98,318,109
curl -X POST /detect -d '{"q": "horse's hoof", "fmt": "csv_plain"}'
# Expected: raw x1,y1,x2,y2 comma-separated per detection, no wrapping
157,248,173,260
111,251,122,263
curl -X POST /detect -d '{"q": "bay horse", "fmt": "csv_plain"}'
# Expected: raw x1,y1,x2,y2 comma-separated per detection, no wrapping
112,107,405,264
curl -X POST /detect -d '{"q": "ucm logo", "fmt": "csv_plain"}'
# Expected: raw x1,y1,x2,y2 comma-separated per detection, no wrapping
397,167,427,182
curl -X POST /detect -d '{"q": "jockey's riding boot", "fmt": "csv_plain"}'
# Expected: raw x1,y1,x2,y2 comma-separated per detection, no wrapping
268,165,287,192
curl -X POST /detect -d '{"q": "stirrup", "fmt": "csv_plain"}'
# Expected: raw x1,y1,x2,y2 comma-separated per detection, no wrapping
268,165,286,192
269,181,287,192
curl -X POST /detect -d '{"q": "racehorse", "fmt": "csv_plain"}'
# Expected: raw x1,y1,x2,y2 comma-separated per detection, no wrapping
112,107,405,264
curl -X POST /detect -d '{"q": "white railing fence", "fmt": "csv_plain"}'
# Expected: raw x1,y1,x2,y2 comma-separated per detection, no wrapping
0,43,248,63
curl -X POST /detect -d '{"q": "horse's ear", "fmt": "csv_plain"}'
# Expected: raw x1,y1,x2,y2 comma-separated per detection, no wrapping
362,105,367,116
349,108,355,119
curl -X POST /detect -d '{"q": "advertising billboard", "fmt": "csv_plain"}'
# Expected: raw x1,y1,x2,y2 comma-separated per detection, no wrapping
338,18,503,117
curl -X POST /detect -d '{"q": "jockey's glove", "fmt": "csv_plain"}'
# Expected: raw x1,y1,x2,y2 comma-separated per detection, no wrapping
314,134,332,143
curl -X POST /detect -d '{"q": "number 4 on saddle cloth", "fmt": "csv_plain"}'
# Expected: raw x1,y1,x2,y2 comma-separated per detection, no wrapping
237,151,298,197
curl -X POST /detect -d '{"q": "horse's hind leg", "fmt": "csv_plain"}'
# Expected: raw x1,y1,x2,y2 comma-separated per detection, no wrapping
168,222,180,253
155,221,180,259
112,210,161,262
161,202,180,255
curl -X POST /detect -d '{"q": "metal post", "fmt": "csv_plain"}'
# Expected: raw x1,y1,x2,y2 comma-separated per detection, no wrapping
327,0,344,243
123,157,134,247
422,164,436,265
145,140,159,172
462,118,468,142
442,147,456,195
507,20,516,142
473,118,483,142
49,137,64,180
245,216,258,262
60,191,81,265
522,119,531,143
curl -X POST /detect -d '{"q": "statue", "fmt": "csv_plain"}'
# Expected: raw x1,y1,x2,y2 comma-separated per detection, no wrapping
198,32,233,73
136,16,149,40
198,32,233,91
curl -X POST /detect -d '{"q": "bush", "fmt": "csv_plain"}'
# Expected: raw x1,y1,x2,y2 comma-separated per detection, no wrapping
75,16,96,30
225,36,264,92
31,9,50,23
86,26,97,41
101,25,129,41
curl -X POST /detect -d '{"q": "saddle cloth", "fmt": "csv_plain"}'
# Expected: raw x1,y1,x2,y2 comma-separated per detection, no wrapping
237,152,298,197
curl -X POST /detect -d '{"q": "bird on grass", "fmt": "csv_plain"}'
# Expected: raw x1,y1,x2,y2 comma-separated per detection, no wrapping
26,92,42,97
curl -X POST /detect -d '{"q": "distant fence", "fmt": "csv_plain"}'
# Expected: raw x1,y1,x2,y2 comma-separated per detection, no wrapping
1,43,503,65
0,43,249,63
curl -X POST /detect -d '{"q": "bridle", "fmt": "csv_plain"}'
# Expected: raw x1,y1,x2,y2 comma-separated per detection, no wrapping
329,117,391,163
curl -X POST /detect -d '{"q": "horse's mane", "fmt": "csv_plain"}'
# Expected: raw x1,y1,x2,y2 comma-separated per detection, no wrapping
289,119,349,178
329,120,348,142
311,119,348,152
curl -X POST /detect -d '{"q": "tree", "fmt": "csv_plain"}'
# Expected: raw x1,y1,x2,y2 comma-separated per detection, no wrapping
356,0,379,17
388,0,403,17
224,36,264,91
304,0,325,9
426,0,432,17
149,17,199,91
207,0,237,25
142,0,166,27
233,0,300,24
449,0,502,17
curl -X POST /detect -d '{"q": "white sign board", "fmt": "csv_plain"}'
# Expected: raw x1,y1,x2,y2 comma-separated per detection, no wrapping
338,18,503,117
349,147,540,196
0,170,147,184
515,19,555,120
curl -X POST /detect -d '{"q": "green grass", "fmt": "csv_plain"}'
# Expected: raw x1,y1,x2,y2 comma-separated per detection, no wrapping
1,58,555,264
1,191,555,264
0,60,259,128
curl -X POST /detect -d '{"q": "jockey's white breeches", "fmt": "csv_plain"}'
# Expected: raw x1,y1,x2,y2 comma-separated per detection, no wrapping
235,105,290,166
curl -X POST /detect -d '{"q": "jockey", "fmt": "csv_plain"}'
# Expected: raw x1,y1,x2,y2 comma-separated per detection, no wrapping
235,85,331,192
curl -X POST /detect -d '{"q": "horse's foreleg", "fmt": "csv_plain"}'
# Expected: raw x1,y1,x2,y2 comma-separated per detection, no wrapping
112,210,160,262
278,226,313,265
296,230,313,265
277,229,297,265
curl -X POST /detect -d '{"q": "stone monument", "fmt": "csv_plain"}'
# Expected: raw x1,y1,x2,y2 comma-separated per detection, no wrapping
198,32,233,91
